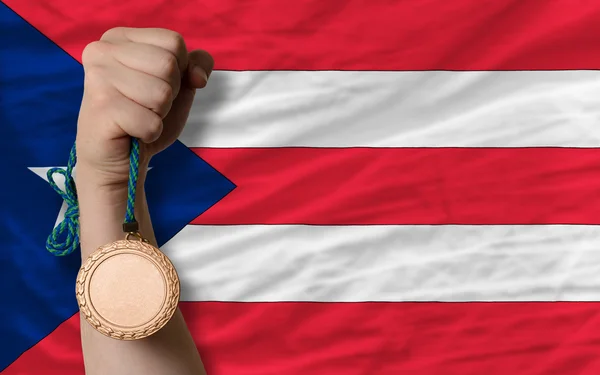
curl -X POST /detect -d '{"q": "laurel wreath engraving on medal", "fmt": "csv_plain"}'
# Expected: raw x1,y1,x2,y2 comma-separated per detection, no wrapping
76,239,180,340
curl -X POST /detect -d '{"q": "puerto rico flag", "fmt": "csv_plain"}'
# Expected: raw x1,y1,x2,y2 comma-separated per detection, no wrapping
2,1,600,374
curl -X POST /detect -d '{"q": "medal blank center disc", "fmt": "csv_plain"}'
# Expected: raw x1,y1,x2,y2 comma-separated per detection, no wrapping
89,253,166,327
76,239,180,340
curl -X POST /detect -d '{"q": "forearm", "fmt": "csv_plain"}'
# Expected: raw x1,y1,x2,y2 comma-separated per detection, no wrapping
76,162,205,375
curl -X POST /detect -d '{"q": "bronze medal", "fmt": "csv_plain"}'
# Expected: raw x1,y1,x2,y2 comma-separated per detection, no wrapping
46,138,178,340
76,232,180,340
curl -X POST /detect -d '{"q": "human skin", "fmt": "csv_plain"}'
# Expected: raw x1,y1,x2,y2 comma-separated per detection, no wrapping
74,27,213,375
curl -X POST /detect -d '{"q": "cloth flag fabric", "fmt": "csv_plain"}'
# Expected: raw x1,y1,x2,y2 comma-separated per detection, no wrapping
2,1,600,374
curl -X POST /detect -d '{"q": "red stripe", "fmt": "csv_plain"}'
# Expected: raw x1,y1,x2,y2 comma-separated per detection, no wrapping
6,302,600,375
193,147,600,225
5,0,600,70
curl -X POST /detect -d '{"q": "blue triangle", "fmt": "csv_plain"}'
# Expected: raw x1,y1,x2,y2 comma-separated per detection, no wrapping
0,3,234,370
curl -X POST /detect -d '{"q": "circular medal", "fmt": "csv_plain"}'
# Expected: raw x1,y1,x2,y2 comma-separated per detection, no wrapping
75,233,180,340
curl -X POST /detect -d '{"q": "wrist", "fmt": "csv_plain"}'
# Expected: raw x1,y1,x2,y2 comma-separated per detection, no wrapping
75,161,149,260
75,158,149,193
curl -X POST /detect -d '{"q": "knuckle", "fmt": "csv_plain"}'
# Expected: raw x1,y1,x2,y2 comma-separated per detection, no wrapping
83,66,104,86
100,27,124,40
171,78,181,98
83,69,113,107
153,81,174,107
145,114,163,140
88,89,114,111
164,30,185,53
81,41,110,65
157,52,179,78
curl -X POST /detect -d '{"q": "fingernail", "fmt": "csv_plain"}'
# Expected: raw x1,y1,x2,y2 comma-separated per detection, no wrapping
193,65,208,86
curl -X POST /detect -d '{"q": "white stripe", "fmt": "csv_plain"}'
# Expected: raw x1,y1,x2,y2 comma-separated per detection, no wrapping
181,70,600,147
163,225,600,302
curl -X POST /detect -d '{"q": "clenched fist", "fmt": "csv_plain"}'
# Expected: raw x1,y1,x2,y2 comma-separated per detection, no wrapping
75,27,213,186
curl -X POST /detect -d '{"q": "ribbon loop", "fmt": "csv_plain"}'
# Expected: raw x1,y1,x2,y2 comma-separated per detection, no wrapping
46,138,140,256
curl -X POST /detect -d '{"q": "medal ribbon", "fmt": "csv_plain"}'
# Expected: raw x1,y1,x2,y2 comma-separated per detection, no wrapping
45,138,141,256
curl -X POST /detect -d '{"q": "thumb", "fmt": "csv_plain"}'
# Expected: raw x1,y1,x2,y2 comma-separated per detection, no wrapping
158,50,214,151
186,49,215,89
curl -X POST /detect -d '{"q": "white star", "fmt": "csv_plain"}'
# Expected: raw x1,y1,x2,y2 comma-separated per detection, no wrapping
29,166,73,228
29,166,152,228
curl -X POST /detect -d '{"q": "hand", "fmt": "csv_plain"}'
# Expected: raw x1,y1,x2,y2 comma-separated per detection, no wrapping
75,27,213,187
72,33,208,375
